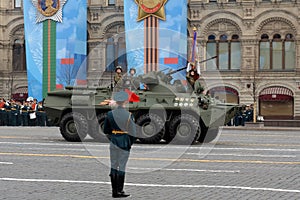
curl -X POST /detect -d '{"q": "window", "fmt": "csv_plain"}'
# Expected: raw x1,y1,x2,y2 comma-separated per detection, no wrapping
206,35,217,70
108,0,115,6
259,33,295,70
13,39,26,71
106,38,115,72
206,34,241,71
15,0,22,8
231,35,241,70
285,34,295,70
219,34,229,70
105,37,127,72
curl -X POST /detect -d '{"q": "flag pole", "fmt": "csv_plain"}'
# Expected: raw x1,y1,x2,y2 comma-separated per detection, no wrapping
187,27,197,72
190,27,197,63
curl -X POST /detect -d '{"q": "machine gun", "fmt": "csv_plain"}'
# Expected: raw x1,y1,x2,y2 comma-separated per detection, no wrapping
137,56,218,88
165,56,217,77
157,56,217,84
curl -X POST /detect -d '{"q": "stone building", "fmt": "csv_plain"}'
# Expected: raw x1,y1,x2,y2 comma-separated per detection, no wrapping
0,0,300,119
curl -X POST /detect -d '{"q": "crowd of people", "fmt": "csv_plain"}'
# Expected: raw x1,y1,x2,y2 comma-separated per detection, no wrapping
229,104,254,126
0,97,47,126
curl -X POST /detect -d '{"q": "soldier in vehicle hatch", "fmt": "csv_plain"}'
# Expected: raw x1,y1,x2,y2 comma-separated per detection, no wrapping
186,69,199,90
123,68,140,90
114,66,123,86
103,91,136,198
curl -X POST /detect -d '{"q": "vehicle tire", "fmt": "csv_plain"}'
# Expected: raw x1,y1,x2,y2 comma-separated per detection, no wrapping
198,127,219,143
88,113,110,142
136,113,165,144
59,112,88,142
169,114,200,145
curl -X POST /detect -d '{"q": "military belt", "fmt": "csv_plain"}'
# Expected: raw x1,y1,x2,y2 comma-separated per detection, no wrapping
112,130,128,134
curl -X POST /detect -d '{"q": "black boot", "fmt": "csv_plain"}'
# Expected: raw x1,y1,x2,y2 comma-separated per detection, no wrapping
110,174,122,198
117,174,130,197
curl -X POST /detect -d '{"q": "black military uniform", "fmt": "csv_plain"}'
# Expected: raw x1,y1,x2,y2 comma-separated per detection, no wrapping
21,102,30,126
0,99,6,126
103,91,136,198
36,101,47,126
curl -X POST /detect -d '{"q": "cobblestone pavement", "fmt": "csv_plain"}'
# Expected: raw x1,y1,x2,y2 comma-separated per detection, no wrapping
0,126,299,200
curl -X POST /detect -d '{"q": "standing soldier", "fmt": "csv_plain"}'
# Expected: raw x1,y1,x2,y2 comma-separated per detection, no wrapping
28,98,37,126
114,66,123,86
103,91,136,198
0,98,6,126
36,101,47,126
14,100,22,126
21,100,30,126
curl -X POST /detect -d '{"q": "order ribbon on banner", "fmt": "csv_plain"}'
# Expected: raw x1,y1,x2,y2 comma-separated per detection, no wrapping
124,0,187,77
23,0,87,100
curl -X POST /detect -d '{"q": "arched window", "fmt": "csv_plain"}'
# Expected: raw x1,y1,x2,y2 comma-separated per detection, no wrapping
206,34,241,71
105,36,127,72
259,34,270,70
117,37,127,71
272,34,282,70
13,39,26,71
284,34,295,70
231,34,241,70
106,37,115,72
259,33,295,70
219,34,229,70
206,35,217,70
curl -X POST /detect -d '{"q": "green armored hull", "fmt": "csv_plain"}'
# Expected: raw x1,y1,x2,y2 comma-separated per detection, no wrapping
44,67,243,145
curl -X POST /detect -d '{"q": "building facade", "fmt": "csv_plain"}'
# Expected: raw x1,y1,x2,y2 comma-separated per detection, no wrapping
0,0,300,119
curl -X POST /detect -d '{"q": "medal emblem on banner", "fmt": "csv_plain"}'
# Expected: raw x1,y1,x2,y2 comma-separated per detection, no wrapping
32,0,67,23
135,0,168,21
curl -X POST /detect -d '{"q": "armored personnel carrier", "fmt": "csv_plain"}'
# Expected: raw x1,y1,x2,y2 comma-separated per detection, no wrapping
44,61,243,145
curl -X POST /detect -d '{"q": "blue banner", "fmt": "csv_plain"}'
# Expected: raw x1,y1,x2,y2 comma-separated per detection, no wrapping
23,0,87,101
124,0,187,76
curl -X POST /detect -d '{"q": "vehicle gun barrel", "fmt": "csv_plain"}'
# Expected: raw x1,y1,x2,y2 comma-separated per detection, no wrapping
165,56,217,76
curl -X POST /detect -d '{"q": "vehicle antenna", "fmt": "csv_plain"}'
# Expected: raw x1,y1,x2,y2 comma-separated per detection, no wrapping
111,66,114,91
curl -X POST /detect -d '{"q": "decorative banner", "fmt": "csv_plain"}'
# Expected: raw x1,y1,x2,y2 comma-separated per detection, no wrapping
23,0,87,101
124,0,187,76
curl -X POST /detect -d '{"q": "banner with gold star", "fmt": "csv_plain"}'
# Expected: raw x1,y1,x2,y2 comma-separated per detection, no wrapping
23,0,87,100
124,0,187,76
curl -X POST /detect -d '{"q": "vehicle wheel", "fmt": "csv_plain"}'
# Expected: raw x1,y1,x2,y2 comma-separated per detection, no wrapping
169,114,200,145
88,113,110,142
59,112,88,142
198,127,219,143
136,113,165,144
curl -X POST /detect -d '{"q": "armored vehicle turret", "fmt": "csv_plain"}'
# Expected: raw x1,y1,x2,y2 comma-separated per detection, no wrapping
44,59,243,145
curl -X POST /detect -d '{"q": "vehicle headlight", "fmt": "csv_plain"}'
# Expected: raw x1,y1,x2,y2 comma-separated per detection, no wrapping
198,97,204,106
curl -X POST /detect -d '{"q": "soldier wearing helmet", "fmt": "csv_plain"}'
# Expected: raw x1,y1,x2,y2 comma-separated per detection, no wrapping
114,66,123,86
